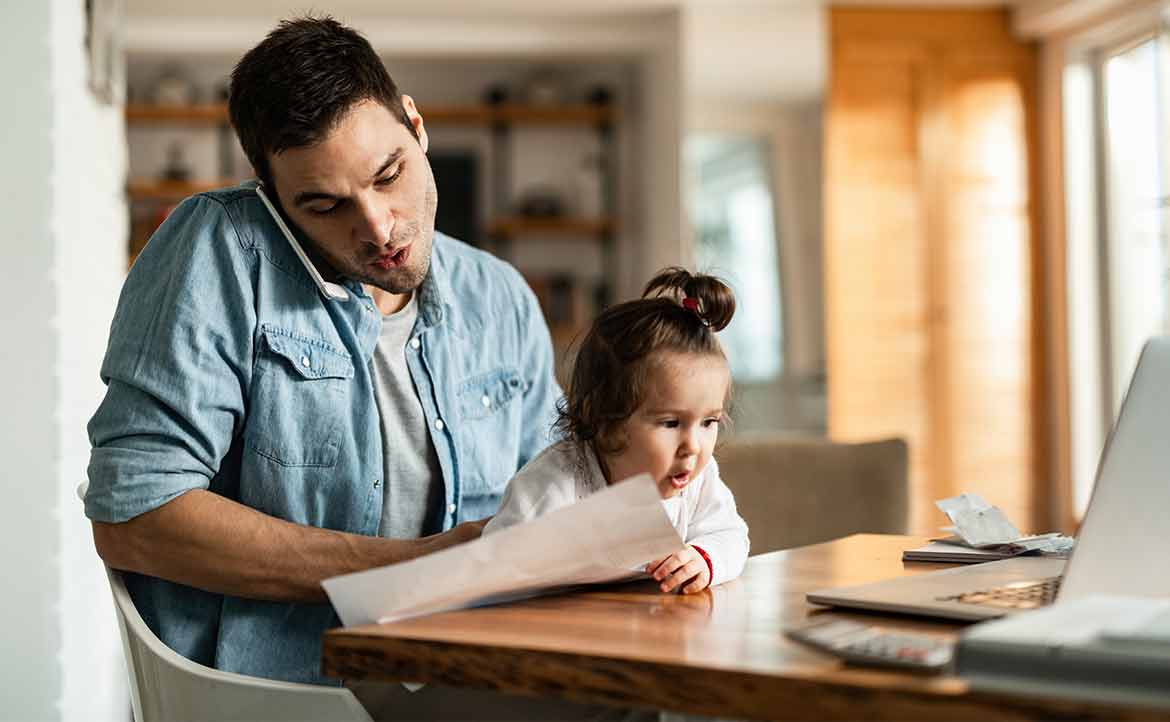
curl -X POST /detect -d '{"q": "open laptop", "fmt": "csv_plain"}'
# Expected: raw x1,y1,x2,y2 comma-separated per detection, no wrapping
807,336,1170,621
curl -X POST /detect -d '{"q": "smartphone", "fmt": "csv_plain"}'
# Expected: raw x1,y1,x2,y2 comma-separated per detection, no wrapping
254,183,350,302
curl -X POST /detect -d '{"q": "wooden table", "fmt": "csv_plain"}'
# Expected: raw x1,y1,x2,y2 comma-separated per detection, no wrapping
323,534,1169,721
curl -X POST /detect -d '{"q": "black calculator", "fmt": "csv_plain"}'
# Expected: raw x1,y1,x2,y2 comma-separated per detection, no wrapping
785,617,955,672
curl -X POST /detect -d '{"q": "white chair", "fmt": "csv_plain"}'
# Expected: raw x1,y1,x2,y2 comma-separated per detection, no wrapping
106,567,372,722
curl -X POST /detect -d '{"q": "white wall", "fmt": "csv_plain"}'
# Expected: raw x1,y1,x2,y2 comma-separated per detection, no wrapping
2,1,128,720
637,12,686,297
2,4,59,715
683,1,825,105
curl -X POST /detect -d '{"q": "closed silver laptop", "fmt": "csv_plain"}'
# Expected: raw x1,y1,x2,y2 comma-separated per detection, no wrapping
807,336,1170,621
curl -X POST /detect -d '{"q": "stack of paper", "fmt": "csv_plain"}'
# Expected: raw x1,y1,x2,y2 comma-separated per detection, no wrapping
902,540,1034,563
322,474,684,626
902,493,1074,564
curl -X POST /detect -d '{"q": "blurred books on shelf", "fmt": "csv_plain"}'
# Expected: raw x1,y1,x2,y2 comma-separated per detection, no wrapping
124,89,620,343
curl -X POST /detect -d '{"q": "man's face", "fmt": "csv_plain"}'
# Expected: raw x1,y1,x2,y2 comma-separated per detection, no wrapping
268,97,436,295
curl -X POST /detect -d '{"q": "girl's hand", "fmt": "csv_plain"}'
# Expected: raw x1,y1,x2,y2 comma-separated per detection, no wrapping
645,545,710,594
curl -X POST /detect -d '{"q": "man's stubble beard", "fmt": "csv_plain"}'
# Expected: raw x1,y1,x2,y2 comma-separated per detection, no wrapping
369,173,438,295
357,220,433,295
321,169,439,295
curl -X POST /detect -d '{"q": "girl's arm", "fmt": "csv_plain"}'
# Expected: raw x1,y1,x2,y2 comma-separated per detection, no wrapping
482,443,578,535
686,457,751,587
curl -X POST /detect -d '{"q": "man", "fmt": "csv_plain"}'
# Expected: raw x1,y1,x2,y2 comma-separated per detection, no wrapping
85,16,560,688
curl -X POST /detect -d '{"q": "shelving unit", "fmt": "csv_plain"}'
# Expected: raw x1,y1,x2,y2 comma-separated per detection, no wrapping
486,216,615,237
124,101,618,127
483,95,617,322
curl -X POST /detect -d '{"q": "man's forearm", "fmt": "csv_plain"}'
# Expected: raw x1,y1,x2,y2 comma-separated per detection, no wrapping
92,489,477,603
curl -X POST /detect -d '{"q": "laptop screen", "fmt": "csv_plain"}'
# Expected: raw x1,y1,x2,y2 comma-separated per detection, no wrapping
1058,336,1170,602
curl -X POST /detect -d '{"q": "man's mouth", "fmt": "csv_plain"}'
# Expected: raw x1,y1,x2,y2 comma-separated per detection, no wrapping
371,244,411,270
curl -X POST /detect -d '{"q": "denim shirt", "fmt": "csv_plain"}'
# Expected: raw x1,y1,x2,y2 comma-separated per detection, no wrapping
85,182,560,684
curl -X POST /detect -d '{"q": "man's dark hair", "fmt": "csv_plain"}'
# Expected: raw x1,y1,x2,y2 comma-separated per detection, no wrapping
556,267,737,456
229,16,418,190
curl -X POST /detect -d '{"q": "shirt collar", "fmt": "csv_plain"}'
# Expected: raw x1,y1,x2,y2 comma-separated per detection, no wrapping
414,236,452,329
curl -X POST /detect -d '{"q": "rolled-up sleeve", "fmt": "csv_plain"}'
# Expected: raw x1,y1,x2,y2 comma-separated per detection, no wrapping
86,195,256,523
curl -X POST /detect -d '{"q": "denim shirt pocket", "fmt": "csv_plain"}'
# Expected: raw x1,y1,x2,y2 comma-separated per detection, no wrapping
245,325,354,468
456,367,525,497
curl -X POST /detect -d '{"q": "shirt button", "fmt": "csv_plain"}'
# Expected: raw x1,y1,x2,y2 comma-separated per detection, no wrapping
373,479,380,489
300,355,311,368
410,338,421,349
448,503,457,515
434,418,445,431
481,395,491,408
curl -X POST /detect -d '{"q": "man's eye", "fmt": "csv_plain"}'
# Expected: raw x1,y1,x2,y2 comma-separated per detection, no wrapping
376,165,404,186
308,202,339,216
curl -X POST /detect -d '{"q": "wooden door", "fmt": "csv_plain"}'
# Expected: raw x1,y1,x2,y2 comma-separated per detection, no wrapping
826,8,1041,532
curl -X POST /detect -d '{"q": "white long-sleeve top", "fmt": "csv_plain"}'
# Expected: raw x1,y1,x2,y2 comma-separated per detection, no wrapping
484,440,750,587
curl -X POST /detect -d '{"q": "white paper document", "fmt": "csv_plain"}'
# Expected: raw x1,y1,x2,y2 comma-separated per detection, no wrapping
322,474,684,627
936,493,1023,547
934,493,1074,553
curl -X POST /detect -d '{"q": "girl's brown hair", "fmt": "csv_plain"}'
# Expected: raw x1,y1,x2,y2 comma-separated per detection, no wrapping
556,267,736,454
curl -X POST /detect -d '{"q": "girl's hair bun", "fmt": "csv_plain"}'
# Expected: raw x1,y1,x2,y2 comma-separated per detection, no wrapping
554,266,736,452
642,266,735,332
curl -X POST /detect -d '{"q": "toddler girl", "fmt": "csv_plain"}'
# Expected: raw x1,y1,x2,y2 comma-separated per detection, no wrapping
484,268,749,594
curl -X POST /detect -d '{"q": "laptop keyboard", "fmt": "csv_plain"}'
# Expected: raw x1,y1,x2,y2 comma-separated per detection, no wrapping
936,577,1061,610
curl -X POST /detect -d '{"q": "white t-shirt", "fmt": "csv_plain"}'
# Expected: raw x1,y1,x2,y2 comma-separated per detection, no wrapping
484,439,750,587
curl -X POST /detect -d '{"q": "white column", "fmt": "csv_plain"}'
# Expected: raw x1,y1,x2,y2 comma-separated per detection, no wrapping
1,1,128,719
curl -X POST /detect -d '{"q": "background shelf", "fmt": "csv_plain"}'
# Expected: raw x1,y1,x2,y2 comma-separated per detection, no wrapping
488,216,615,237
124,102,617,128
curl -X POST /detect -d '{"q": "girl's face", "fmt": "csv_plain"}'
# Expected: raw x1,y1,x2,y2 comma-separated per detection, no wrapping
601,351,729,499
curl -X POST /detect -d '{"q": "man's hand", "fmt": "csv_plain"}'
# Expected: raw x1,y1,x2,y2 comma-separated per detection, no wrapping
92,492,494,604
645,545,711,594
428,517,490,549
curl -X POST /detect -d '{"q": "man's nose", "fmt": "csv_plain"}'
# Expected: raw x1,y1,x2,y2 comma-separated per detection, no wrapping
355,196,393,247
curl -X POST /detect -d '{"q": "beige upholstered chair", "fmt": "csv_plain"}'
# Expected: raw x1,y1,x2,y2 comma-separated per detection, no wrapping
716,434,909,555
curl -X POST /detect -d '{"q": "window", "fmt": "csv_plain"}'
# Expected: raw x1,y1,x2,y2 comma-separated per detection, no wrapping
1063,15,1170,517
685,134,783,382
1103,35,1170,411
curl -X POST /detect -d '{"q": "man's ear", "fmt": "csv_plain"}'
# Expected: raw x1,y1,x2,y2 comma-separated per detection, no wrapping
401,94,429,154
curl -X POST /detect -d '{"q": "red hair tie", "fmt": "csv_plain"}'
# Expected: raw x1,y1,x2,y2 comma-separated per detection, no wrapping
682,297,709,326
